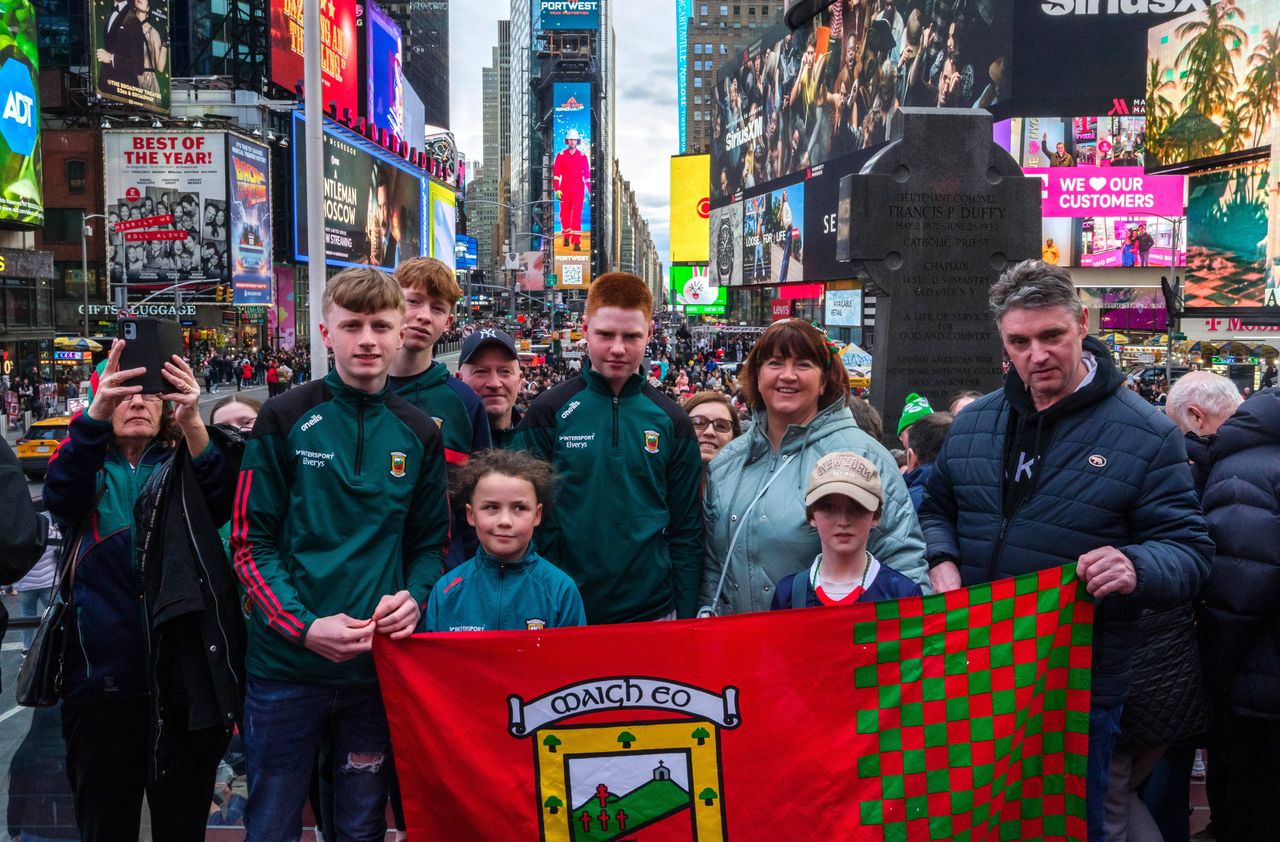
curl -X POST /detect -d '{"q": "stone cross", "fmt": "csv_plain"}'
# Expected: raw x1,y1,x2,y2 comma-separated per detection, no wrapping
839,108,1042,434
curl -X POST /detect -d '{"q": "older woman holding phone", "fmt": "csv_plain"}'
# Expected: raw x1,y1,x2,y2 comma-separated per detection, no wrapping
700,319,928,616
43,339,242,842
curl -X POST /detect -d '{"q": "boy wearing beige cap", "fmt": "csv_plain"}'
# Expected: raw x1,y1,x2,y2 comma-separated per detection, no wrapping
772,452,924,609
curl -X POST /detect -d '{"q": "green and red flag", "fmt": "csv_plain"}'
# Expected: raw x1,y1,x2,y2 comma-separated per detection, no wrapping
375,565,1093,841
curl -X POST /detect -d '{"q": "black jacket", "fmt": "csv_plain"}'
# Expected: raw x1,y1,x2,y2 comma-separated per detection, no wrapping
921,338,1212,706
1186,388,1280,720
0,438,45,688
135,425,246,778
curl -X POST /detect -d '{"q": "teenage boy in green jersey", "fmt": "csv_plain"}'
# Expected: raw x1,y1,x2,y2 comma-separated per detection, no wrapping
512,272,704,623
389,256,490,568
231,267,450,841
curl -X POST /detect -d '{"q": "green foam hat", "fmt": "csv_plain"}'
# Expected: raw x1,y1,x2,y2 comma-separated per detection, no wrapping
897,392,934,436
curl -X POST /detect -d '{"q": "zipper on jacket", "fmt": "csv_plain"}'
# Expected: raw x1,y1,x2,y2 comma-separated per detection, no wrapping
355,400,366,476
182,487,239,685
987,424,1061,580
612,396,619,447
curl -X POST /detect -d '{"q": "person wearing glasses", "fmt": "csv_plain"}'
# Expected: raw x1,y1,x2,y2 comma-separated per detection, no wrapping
683,391,741,468
43,340,240,841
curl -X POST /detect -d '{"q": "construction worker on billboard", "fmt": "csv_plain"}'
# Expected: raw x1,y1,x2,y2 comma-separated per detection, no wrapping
552,127,590,251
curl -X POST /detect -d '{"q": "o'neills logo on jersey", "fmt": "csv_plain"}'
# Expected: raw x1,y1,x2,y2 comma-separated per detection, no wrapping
1041,0,1207,14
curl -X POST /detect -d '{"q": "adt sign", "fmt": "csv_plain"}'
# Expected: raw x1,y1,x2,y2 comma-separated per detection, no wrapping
0,58,37,157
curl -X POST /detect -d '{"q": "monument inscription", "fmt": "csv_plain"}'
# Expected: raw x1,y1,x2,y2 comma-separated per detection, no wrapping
839,108,1042,434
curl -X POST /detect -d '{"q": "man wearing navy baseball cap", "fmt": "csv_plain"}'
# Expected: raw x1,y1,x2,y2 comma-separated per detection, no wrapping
458,328,525,449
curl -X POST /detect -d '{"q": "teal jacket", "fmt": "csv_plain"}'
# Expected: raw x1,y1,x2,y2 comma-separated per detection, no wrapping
423,545,586,632
510,365,705,623
232,370,450,685
701,399,930,615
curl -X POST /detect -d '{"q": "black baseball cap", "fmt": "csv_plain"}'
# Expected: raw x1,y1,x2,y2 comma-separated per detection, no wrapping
459,328,519,365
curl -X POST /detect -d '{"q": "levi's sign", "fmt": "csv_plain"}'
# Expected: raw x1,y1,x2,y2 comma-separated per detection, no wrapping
1024,167,1185,217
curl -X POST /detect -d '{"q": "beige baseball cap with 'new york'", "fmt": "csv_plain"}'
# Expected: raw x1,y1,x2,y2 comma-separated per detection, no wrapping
804,451,883,512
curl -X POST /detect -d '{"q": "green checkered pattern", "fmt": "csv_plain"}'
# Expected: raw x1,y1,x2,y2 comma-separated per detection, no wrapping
852,565,1093,841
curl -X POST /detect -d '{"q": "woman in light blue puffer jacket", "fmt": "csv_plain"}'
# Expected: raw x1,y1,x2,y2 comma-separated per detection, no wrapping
700,320,928,615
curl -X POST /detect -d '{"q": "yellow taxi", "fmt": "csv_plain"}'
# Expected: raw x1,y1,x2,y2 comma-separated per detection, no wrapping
16,415,71,478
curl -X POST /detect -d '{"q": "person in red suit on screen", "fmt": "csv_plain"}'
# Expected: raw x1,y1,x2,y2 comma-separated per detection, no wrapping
553,128,591,251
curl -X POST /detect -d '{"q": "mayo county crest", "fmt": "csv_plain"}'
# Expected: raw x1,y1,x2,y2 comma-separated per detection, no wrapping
508,677,740,840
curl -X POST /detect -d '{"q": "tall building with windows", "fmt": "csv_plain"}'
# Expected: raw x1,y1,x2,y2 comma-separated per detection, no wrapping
508,0,616,281
472,21,511,281
385,0,450,127
682,2,781,154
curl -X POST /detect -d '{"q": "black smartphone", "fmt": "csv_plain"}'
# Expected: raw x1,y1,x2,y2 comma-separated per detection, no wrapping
117,319,185,394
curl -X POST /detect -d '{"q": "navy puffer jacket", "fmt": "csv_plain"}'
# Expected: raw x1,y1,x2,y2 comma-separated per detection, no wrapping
920,338,1212,706
1186,388,1280,720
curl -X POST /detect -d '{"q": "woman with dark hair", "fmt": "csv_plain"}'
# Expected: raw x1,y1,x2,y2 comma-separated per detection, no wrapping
700,319,927,616
43,340,242,841
683,390,741,467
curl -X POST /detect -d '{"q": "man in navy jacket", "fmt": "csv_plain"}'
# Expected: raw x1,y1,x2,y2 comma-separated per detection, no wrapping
920,261,1211,842
1172,374,1280,841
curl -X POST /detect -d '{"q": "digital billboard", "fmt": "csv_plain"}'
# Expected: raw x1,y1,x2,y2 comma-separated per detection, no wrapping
538,0,600,30
1011,117,1188,268
552,82,592,287
104,131,229,287
1185,161,1269,308
1020,115,1147,169
228,136,272,306
1011,3,1190,119
825,287,862,328
676,0,689,152
292,113,427,269
90,0,170,112
0,0,42,226
429,179,457,269
743,181,803,285
367,1,404,145
670,154,710,264
271,0,359,118
1148,0,1278,167
456,234,478,269
708,201,743,287
671,264,726,315
710,1,1012,201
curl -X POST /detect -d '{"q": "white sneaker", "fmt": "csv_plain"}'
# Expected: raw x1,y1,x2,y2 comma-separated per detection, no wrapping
1192,749,1206,779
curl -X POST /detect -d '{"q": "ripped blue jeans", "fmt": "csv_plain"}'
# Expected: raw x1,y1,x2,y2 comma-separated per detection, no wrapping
243,676,392,842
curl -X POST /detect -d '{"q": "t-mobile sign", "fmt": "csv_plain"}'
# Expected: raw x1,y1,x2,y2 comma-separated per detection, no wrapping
1025,167,1186,217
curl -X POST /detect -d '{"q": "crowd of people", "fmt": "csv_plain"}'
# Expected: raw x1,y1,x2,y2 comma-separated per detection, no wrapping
0,258,1274,842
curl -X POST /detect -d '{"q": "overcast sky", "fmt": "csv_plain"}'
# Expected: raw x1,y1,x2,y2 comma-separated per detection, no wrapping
449,1,679,265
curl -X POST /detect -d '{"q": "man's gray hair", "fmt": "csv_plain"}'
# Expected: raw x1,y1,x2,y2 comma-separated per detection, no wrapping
989,260,1083,321
1166,371,1243,431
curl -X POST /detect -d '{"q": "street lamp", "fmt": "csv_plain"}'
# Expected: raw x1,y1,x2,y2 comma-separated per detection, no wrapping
81,213,108,341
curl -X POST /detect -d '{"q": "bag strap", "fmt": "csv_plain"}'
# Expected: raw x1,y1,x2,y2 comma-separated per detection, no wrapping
52,483,107,599
700,453,798,617
791,572,809,610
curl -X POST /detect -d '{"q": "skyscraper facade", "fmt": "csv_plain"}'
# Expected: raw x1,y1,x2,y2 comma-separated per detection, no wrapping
508,0,616,286
386,0,450,127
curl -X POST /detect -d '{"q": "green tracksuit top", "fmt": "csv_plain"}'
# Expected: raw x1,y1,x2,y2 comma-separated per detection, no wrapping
510,364,704,623
232,369,450,685
423,545,586,632
389,360,492,569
